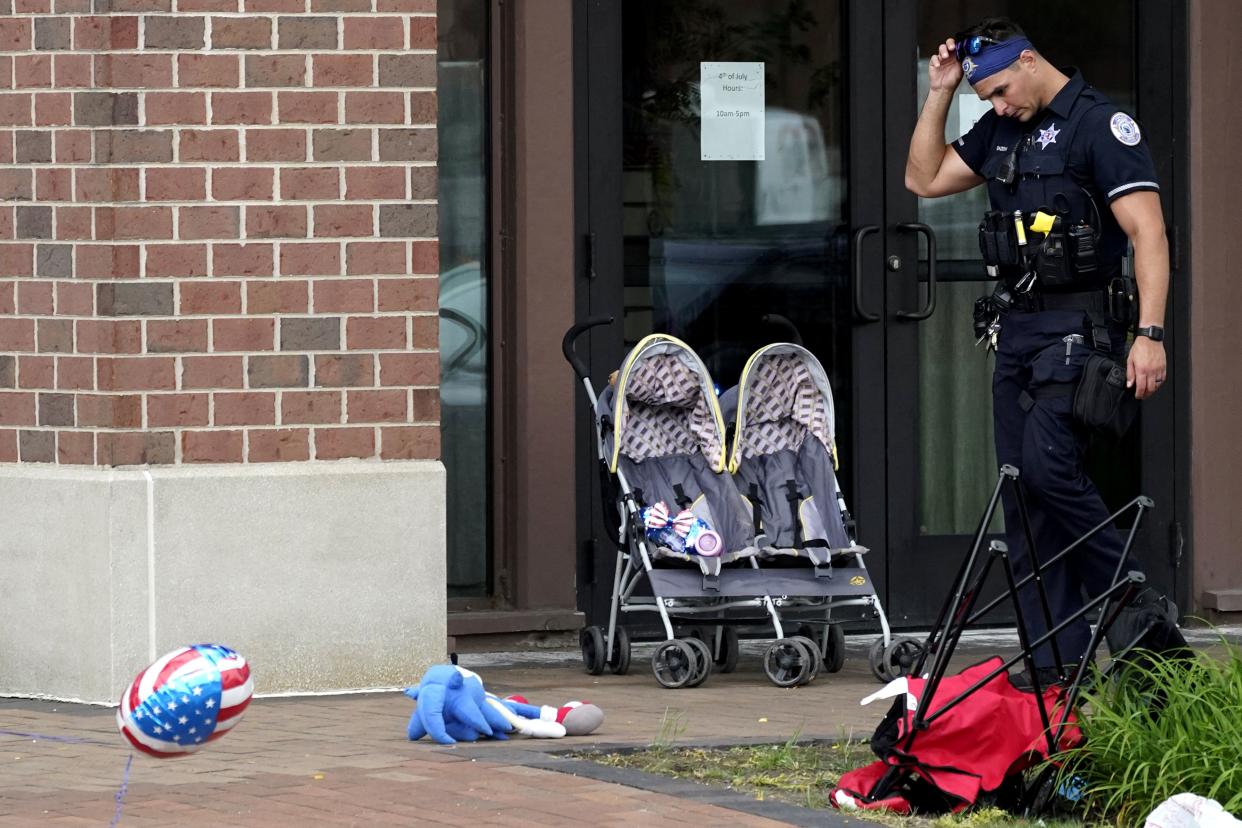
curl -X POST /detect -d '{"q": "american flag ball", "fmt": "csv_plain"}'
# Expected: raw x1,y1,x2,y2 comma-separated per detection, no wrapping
116,644,253,758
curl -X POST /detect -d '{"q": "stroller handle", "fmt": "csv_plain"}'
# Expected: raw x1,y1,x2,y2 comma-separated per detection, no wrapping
561,316,614,380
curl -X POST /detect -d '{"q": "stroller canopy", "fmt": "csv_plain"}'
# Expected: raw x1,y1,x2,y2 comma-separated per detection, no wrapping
728,343,836,474
609,335,728,474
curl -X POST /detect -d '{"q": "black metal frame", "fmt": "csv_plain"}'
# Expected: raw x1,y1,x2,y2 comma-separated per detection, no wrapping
866,465,1152,809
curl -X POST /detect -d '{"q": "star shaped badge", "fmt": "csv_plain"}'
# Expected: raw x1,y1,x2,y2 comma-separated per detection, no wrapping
1036,123,1060,150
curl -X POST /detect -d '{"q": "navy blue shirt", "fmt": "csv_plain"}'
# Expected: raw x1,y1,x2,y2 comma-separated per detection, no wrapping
953,71,1160,277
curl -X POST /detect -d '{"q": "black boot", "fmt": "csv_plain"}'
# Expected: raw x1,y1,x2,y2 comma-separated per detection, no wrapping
1010,662,1079,693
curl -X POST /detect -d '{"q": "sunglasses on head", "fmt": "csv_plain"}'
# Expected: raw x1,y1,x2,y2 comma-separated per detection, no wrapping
953,33,1002,61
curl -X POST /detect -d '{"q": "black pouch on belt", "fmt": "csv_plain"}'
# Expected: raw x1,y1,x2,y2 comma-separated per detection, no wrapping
1073,353,1138,438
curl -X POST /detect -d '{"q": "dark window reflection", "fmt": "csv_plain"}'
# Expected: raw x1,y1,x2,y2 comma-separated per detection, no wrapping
439,0,489,597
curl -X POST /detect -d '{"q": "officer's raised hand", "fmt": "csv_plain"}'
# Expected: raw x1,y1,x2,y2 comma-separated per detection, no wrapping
928,38,964,92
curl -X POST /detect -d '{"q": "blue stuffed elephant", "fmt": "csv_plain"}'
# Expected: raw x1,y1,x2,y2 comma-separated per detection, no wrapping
405,665,570,745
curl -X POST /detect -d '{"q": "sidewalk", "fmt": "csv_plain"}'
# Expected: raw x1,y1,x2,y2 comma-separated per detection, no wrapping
3,629,1235,826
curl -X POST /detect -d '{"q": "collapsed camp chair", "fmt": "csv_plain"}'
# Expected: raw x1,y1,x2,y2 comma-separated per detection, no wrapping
833,464,1160,815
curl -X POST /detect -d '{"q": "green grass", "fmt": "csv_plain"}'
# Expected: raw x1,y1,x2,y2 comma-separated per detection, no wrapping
1057,639,1242,824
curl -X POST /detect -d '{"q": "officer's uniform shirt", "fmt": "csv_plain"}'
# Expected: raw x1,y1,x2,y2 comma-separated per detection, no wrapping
953,70,1160,282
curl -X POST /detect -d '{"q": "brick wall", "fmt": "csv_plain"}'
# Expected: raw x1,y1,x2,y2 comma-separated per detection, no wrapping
0,1,440,466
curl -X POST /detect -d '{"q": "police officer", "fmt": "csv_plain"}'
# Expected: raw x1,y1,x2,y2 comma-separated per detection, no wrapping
905,18,1169,688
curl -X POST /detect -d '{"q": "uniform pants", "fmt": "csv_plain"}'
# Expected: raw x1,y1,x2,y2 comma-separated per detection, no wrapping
992,309,1135,669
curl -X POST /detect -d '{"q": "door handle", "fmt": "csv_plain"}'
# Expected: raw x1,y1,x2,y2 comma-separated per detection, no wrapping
852,225,880,323
896,222,937,321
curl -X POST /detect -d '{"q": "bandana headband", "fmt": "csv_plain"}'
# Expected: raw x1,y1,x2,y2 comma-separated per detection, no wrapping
962,37,1032,86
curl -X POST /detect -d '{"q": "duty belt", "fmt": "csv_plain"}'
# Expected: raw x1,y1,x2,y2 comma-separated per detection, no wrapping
1008,289,1107,314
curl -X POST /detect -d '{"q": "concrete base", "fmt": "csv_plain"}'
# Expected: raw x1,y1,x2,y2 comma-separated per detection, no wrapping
0,462,446,704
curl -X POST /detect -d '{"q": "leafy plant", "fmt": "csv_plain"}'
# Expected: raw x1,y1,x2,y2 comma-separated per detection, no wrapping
1057,639,1242,824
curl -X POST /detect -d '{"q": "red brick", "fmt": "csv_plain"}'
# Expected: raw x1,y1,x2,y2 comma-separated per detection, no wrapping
313,205,373,237
18,281,53,315
411,388,439,420
0,282,12,313
147,393,209,427
380,424,438,459
76,168,140,202
211,91,274,125
213,243,274,277
412,315,436,347
313,278,372,312
247,427,309,462
245,0,303,9
76,245,140,279
53,55,91,89
245,128,306,162
314,426,374,459
409,91,436,124
379,277,436,312
312,54,373,87
343,17,404,49
95,55,173,89
182,429,243,463
0,318,35,351
54,129,92,163
214,391,275,426
212,167,273,201
0,244,34,277
106,13,141,42
344,91,405,124
145,167,207,201
375,352,439,387
34,93,71,126
280,242,340,276
182,355,244,389
56,356,94,390
314,353,373,387
55,282,93,316
0,209,11,241
179,205,240,240
410,239,438,274
97,357,176,392
212,318,274,351
14,55,51,89
277,91,337,124
76,320,142,354
111,207,173,240
408,16,437,49
0,20,31,51
71,16,108,51
54,206,92,240
180,281,241,314
245,55,306,87
18,355,54,388
0,392,36,426
346,316,405,349
145,244,209,278
145,92,207,126
181,0,237,9
211,16,272,49
0,430,14,462
282,390,340,424
178,129,240,162
280,167,339,201
98,431,175,466
0,56,9,89
178,54,240,88
247,279,307,313
0,93,32,127
57,430,94,464
34,168,70,201
147,319,208,353
247,205,307,239
345,167,405,200
347,388,406,423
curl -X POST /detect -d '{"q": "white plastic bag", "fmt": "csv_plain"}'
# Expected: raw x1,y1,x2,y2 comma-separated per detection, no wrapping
1145,794,1242,828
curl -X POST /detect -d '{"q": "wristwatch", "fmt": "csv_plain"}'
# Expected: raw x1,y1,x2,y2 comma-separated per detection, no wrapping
1135,325,1165,342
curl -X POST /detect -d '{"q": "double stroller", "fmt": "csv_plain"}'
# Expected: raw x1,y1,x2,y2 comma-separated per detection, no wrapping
563,318,899,688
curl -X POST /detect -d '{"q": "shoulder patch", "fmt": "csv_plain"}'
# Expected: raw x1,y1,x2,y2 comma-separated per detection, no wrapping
1109,112,1141,146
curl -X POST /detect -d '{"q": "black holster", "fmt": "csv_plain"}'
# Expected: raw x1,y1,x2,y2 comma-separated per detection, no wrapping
1073,353,1138,438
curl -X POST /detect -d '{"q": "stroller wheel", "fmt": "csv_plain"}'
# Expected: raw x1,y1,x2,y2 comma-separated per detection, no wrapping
763,638,814,688
651,640,698,689
713,627,739,673
682,637,713,688
789,635,822,683
822,624,847,674
882,638,924,680
868,637,891,682
606,625,631,675
580,626,607,676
